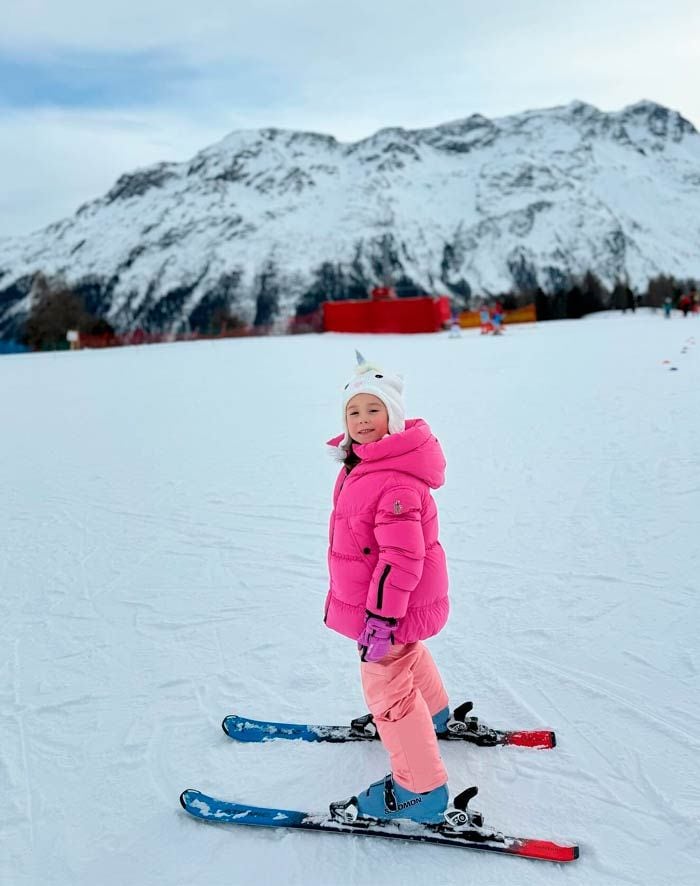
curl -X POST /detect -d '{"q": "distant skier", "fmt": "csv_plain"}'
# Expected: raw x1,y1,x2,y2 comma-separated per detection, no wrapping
479,303,492,334
490,300,504,335
324,352,452,824
663,296,673,319
679,294,692,317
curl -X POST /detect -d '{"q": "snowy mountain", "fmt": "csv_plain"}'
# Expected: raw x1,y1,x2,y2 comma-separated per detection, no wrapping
1,99,699,338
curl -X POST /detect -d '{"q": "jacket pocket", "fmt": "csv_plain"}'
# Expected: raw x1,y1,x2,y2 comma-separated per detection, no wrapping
332,516,365,560
348,516,375,558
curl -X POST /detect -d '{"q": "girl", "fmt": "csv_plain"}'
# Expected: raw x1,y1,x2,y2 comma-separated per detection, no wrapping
324,352,452,824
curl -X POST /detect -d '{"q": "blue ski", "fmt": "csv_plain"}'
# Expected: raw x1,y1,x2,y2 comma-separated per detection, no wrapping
222,702,556,749
179,788,578,863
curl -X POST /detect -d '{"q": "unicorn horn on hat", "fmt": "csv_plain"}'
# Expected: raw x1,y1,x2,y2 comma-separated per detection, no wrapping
353,350,385,376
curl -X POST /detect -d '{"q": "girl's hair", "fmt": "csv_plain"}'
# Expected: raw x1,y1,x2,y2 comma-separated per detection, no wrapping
343,445,361,472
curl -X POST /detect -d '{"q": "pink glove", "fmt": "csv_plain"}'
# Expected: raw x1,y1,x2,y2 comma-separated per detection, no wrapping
357,612,398,662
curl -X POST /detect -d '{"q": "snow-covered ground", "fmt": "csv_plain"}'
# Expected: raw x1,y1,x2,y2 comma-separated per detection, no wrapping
2,310,698,886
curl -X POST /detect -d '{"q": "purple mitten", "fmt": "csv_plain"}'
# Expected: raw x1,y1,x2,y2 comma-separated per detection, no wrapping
357,613,398,662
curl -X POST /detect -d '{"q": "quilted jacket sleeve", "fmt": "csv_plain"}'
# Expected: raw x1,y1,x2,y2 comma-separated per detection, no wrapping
366,485,425,619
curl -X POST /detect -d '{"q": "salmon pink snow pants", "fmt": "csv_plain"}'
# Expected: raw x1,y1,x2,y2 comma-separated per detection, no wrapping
360,641,449,793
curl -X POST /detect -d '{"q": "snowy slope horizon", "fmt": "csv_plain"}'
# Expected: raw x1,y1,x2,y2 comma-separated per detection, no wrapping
1,98,700,339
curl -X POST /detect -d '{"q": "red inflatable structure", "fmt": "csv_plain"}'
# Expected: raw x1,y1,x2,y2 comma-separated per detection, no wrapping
323,288,451,334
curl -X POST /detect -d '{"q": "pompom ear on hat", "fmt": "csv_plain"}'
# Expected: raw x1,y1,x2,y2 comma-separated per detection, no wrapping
340,350,406,448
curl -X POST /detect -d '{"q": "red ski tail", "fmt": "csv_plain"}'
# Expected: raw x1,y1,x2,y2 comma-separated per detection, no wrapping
503,730,556,749
512,838,579,862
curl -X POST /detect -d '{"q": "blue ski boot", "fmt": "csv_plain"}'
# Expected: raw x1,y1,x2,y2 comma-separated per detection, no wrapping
330,774,448,825
432,706,450,735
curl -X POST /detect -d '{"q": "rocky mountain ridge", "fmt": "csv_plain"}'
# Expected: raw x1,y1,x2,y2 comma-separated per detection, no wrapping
1,99,698,337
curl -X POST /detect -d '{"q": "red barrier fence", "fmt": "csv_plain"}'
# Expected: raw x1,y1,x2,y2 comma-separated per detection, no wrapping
74,326,273,350
30,295,453,352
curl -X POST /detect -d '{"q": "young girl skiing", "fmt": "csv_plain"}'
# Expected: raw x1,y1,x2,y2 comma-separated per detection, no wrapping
324,352,452,824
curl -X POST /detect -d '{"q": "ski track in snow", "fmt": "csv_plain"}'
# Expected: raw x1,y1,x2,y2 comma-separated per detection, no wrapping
1,312,699,885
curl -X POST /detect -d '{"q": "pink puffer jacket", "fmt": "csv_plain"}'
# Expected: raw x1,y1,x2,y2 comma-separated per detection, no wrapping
324,418,449,644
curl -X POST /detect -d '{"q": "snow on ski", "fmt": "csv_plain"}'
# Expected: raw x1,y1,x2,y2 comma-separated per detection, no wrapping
222,701,556,749
179,788,579,863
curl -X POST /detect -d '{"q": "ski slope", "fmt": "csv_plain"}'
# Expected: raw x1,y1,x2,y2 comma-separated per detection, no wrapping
2,311,698,885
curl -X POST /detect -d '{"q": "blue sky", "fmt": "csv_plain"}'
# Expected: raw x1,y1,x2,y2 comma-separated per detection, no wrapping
0,48,289,112
0,49,198,108
0,0,698,237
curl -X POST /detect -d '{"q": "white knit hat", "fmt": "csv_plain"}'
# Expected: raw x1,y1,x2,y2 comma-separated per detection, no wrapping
340,351,406,448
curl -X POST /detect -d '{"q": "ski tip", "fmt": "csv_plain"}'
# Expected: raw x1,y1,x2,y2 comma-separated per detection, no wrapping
221,715,232,736
550,731,557,748
180,789,198,809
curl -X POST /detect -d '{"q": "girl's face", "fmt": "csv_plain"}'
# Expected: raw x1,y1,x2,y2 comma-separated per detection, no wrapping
346,394,389,444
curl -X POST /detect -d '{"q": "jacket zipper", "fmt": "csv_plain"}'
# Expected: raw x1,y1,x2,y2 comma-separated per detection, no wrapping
376,564,391,611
